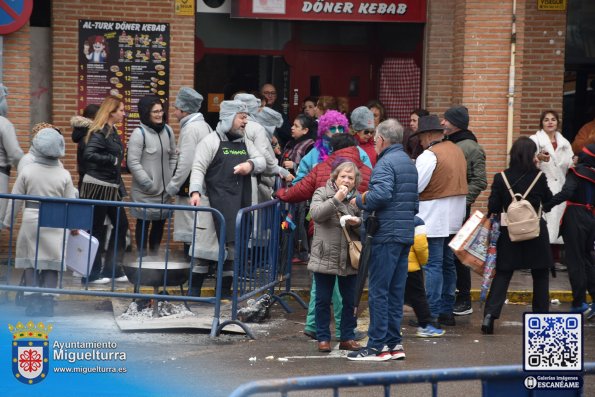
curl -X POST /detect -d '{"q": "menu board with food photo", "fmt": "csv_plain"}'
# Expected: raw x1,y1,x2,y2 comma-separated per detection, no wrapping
78,20,170,157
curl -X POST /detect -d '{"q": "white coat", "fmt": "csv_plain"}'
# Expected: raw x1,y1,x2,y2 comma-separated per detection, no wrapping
530,129,574,244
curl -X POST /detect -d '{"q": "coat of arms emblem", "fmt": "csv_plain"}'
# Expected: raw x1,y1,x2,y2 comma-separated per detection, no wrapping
9,321,53,385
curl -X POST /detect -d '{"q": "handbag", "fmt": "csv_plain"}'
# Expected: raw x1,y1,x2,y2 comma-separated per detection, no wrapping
341,223,362,270
448,210,490,275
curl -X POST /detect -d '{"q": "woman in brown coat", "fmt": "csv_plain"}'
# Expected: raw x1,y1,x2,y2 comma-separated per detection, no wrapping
308,161,362,352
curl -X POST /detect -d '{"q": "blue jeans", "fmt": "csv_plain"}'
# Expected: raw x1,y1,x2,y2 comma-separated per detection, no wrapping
305,278,342,338
424,237,457,318
366,242,410,350
314,273,357,342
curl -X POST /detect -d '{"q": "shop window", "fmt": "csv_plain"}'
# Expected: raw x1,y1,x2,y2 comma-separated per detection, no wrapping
197,14,291,51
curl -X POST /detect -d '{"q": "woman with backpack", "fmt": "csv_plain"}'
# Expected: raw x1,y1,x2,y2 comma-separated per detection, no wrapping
482,136,553,334
127,95,177,257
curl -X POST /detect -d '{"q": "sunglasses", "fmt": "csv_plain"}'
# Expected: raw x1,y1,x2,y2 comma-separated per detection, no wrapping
363,130,375,135
328,126,345,134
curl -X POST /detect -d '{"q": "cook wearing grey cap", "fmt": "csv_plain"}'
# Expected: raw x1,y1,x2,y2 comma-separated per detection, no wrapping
169,88,213,251
186,99,266,298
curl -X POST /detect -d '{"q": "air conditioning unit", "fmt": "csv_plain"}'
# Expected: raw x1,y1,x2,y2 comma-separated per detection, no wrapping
197,0,231,13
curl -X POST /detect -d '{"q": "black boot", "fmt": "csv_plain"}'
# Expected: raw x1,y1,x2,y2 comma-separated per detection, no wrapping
221,276,233,299
481,314,495,335
188,273,206,297
39,295,55,317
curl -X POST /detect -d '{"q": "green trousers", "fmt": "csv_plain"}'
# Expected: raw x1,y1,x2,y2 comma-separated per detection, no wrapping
305,277,343,339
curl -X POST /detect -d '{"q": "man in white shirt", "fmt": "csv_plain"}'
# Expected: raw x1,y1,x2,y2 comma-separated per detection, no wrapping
411,115,468,327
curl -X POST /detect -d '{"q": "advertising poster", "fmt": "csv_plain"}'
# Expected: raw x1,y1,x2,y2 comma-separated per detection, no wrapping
78,20,170,155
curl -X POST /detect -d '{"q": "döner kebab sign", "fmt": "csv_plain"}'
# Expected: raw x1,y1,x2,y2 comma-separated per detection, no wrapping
231,0,426,23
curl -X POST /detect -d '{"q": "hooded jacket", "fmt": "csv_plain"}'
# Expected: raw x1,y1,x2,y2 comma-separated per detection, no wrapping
127,120,177,220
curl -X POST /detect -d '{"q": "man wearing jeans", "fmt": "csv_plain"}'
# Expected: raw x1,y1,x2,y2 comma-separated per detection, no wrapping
347,119,418,361
411,115,467,327
442,105,487,316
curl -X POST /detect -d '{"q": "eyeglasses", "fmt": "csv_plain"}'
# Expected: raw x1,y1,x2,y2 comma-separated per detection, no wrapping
363,130,375,135
374,135,384,143
328,126,345,134
263,91,277,96
151,109,164,114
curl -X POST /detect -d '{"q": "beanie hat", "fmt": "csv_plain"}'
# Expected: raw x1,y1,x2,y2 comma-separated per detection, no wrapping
0,84,8,117
216,100,248,135
350,106,375,131
234,93,261,117
444,105,469,131
32,128,65,159
175,87,203,114
254,107,283,140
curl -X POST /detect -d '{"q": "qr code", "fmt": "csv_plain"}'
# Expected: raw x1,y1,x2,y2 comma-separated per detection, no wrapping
524,313,583,371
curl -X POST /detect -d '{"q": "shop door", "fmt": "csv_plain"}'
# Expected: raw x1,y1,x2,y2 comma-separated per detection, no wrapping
290,49,373,118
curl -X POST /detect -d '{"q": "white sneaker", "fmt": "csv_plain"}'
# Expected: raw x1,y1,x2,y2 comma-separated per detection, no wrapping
89,277,110,284
389,344,406,360
114,275,128,282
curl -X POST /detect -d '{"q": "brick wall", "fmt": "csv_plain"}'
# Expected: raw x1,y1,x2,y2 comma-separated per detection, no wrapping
52,0,196,186
0,26,31,258
426,0,567,211
519,1,567,136
425,0,455,112
3,26,31,151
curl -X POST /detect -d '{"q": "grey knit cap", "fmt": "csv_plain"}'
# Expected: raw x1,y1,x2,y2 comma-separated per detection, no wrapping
216,100,248,134
175,87,203,114
255,107,283,140
234,93,261,116
351,106,375,131
32,128,65,159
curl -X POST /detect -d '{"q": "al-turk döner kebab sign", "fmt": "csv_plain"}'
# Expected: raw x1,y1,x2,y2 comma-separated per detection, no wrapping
232,0,426,23
78,20,170,152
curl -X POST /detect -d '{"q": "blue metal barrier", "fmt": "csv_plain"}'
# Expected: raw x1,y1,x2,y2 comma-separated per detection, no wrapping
216,199,307,338
230,362,595,397
0,193,228,337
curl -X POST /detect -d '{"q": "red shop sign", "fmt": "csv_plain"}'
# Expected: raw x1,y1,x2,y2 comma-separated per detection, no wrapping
231,0,426,23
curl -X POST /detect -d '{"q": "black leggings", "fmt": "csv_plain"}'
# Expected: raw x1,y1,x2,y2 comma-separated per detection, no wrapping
135,219,166,255
484,268,549,318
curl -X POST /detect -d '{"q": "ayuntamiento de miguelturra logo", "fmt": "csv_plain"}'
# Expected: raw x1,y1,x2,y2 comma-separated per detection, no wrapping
9,321,52,385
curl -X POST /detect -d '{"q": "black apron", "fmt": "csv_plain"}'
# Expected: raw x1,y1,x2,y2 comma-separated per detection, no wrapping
205,136,252,243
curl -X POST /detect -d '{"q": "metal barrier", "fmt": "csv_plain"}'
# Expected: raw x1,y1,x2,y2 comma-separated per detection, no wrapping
217,199,307,338
229,362,595,397
0,193,228,337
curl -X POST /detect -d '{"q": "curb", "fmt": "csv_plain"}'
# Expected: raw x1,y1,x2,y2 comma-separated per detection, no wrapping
31,287,584,304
